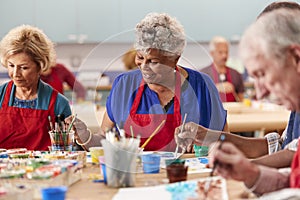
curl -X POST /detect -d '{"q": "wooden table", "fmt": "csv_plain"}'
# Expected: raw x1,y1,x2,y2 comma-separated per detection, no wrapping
66,162,255,200
224,102,290,134
77,101,290,136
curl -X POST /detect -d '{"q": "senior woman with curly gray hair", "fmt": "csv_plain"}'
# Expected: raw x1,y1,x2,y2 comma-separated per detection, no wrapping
72,13,227,152
102,12,228,151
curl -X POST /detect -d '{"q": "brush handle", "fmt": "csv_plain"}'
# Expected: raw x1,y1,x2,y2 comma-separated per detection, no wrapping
141,120,166,149
68,114,77,133
210,134,225,176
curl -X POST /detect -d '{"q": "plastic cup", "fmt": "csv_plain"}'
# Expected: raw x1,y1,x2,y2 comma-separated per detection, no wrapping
89,147,104,164
166,163,188,183
99,156,107,184
141,154,161,174
101,139,140,188
193,145,208,157
41,186,67,200
100,164,107,184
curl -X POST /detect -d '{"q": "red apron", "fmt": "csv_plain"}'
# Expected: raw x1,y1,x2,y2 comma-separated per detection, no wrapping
124,68,182,151
290,139,300,188
0,81,57,150
212,64,236,102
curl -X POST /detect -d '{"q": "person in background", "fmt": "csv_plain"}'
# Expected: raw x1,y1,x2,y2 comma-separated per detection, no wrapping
201,36,244,102
0,25,72,150
41,62,87,101
207,8,300,196
68,12,228,151
174,1,300,166
122,48,138,71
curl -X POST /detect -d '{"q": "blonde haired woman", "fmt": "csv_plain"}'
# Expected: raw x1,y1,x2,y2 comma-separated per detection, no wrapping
0,25,71,150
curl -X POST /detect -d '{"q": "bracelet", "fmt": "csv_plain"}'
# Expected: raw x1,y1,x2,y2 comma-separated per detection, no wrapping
76,129,92,146
244,169,261,193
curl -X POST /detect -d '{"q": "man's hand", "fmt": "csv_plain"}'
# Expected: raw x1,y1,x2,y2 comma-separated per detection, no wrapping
209,142,260,186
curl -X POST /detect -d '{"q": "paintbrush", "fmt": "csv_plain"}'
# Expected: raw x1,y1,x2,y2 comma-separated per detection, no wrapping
48,115,53,131
141,120,166,149
175,113,187,159
210,134,225,176
204,134,226,197
68,114,77,133
130,125,134,138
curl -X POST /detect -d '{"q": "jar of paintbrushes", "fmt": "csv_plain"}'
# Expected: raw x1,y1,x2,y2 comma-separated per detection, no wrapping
101,137,140,188
48,115,75,151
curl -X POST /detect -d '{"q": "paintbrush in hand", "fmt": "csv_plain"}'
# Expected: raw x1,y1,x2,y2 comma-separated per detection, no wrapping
175,113,187,159
204,134,226,197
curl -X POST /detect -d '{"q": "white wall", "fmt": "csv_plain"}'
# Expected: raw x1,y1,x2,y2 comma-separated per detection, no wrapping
54,41,244,74
0,41,245,89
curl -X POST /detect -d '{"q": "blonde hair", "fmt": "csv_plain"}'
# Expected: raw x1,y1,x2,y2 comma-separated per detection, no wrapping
122,48,138,70
0,25,56,71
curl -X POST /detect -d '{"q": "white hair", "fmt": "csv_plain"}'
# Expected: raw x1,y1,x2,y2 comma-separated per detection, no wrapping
134,13,186,56
239,9,300,65
209,36,229,52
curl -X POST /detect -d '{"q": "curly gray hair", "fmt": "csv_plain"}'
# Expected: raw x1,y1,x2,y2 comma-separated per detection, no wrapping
134,13,186,56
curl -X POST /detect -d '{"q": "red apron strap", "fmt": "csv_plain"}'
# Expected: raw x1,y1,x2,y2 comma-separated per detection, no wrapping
290,138,300,188
48,89,58,115
2,81,14,107
225,67,233,83
211,64,219,84
130,79,146,115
